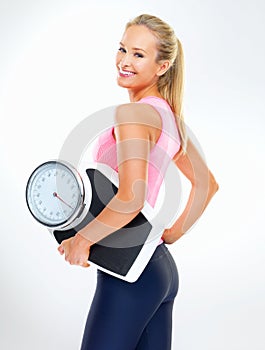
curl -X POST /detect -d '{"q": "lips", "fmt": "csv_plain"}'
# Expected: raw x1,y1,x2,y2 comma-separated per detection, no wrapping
119,68,136,77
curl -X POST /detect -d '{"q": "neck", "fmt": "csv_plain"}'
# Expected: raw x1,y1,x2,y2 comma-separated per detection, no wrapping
127,85,163,102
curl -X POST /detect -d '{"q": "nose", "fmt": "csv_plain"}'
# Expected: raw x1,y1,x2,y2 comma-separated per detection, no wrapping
119,53,131,68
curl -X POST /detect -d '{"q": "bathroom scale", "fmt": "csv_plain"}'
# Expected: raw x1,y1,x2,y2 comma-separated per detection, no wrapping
26,160,167,282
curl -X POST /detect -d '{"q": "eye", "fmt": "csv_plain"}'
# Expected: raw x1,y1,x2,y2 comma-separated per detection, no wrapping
118,47,126,53
134,52,144,58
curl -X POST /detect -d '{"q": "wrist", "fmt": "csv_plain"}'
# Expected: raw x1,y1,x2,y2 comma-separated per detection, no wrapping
171,220,184,236
76,233,95,247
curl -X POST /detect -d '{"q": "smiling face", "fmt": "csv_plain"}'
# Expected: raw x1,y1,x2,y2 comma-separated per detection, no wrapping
116,25,169,100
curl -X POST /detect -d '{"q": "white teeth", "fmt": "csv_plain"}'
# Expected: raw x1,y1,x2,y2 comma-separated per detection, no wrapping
120,68,135,76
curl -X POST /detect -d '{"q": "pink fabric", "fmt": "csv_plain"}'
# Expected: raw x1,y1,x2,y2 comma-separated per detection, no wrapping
93,96,181,207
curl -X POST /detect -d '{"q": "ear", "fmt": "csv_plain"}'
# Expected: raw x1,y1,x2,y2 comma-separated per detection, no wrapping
156,60,171,77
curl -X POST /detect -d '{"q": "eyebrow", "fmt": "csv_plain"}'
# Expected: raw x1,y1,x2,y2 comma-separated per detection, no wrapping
119,42,147,53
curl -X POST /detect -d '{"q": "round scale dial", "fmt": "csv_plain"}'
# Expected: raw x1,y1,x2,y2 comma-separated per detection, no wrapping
26,161,84,228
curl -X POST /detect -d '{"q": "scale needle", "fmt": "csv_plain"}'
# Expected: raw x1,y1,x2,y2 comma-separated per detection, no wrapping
53,192,73,209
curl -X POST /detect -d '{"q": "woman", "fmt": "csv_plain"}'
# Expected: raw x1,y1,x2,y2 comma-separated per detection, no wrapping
58,14,219,350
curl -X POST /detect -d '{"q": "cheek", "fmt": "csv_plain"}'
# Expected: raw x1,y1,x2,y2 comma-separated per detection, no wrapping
136,58,156,70
138,62,158,78
133,60,147,72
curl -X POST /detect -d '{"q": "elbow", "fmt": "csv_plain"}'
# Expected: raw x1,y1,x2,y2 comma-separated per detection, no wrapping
202,171,219,204
116,180,147,214
191,170,219,197
129,196,146,213
115,190,145,215
190,169,218,185
209,171,219,194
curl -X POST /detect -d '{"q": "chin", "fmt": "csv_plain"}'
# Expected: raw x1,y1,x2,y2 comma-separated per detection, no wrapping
117,78,131,89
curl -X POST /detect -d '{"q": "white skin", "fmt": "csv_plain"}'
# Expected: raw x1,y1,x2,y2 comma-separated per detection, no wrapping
58,25,219,267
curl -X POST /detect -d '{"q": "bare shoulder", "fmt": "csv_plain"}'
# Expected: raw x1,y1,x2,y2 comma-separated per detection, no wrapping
115,102,161,130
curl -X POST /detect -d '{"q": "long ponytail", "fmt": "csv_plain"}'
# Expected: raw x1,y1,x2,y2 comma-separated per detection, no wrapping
157,39,186,152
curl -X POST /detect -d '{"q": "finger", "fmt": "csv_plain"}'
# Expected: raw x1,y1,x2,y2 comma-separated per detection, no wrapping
81,262,90,268
58,245,64,255
77,260,90,268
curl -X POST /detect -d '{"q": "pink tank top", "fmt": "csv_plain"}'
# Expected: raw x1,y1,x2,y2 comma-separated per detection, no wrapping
92,96,181,208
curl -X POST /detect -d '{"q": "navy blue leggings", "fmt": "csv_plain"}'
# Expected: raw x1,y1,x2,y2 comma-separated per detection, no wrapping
80,243,179,350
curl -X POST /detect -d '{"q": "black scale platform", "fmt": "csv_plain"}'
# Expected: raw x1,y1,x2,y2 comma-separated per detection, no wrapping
53,169,152,276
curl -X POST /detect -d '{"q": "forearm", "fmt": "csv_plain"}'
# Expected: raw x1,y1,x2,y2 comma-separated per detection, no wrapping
171,171,219,236
77,193,143,244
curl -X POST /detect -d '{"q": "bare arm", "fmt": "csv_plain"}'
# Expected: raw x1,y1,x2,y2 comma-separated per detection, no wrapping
77,104,155,243
58,103,161,266
162,137,219,244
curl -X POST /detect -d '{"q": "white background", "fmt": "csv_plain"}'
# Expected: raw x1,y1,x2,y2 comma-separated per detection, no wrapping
1,0,264,349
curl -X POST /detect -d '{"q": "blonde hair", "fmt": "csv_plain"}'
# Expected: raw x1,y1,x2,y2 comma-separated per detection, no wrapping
126,14,187,152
